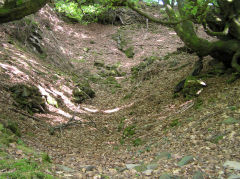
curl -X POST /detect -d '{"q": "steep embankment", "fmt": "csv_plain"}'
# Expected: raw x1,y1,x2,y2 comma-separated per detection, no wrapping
0,4,240,179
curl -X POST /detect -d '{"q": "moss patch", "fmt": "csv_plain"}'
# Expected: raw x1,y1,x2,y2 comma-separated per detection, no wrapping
124,46,134,58
10,84,46,114
131,56,157,79
181,76,206,99
73,81,95,103
0,124,54,178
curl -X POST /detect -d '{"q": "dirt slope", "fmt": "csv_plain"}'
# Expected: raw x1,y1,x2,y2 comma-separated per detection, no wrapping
0,4,240,179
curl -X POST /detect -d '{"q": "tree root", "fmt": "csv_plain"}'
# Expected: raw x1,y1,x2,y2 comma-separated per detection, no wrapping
231,50,240,73
174,56,203,93
191,57,203,76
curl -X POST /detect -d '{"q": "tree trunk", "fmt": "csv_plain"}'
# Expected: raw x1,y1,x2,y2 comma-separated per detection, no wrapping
0,0,48,24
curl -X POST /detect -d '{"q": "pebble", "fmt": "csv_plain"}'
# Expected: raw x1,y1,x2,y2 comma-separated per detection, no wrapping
85,165,96,171
159,173,172,179
126,164,140,169
93,175,101,179
143,169,153,176
86,171,95,177
193,171,204,179
147,163,158,170
177,155,194,166
228,174,240,179
223,161,240,171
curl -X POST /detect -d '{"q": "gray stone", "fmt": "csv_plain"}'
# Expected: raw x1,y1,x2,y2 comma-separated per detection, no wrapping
143,169,153,176
193,171,204,179
134,164,147,172
147,163,158,170
159,173,172,179
228,174,240,179
154,152,171,162
223,118,239,124
84,165,96,171
126,164,140,170
223,161,240,171
57,165,75,172
177,155,194,166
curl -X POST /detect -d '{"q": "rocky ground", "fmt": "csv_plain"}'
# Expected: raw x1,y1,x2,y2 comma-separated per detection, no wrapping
0,4,240,179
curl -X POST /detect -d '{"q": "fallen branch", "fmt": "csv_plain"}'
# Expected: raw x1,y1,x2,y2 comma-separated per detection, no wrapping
48,114,97,135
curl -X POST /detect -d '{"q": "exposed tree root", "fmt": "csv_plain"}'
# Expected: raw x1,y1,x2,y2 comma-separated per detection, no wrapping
174,56,203,93
231,50,240,73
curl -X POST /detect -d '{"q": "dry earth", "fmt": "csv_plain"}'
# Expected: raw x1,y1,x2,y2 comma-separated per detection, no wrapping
0,4,240,179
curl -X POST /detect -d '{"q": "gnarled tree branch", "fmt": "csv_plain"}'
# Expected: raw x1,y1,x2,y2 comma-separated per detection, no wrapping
127,1,189,26
0,0,49,24
205,23,229,37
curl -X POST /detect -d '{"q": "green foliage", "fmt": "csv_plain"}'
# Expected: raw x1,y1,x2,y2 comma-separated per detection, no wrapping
103,76,121,89
194,98,203,110
210,135,224,144
169,119,180,127
123,125,136,138
117,118,126,132
0,158,53,178
54,0,111,24
5,121,21,137
124,46,135,58
132,138,142,146
0,125,54,178
42,153,51,163
182,0,214,23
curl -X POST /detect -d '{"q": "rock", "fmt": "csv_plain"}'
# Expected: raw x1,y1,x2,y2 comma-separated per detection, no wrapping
159,173,172,179
223,117,239,124
177,155,194,166
143,169,153,176
57,165,75,172
181,76,206,98
10,84,46,113
83,47,90,52
193,171,204,179
223,161,240,171
94,60,105,67
73,82,95,103
228,174,240,179
86,171,95,177
84,165,96,171
93,175,102,179
126,164,140,170
63,174,73,177
154,152,171,162
134,164,147,172
147,163,158,170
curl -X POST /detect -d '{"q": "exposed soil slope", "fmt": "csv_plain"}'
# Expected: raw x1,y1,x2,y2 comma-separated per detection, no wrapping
0,4,240,179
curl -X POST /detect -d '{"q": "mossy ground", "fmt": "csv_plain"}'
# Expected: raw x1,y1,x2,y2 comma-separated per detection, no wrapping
0,123,54,178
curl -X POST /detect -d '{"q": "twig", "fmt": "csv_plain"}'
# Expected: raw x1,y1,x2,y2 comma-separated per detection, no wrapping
49,109,97,135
